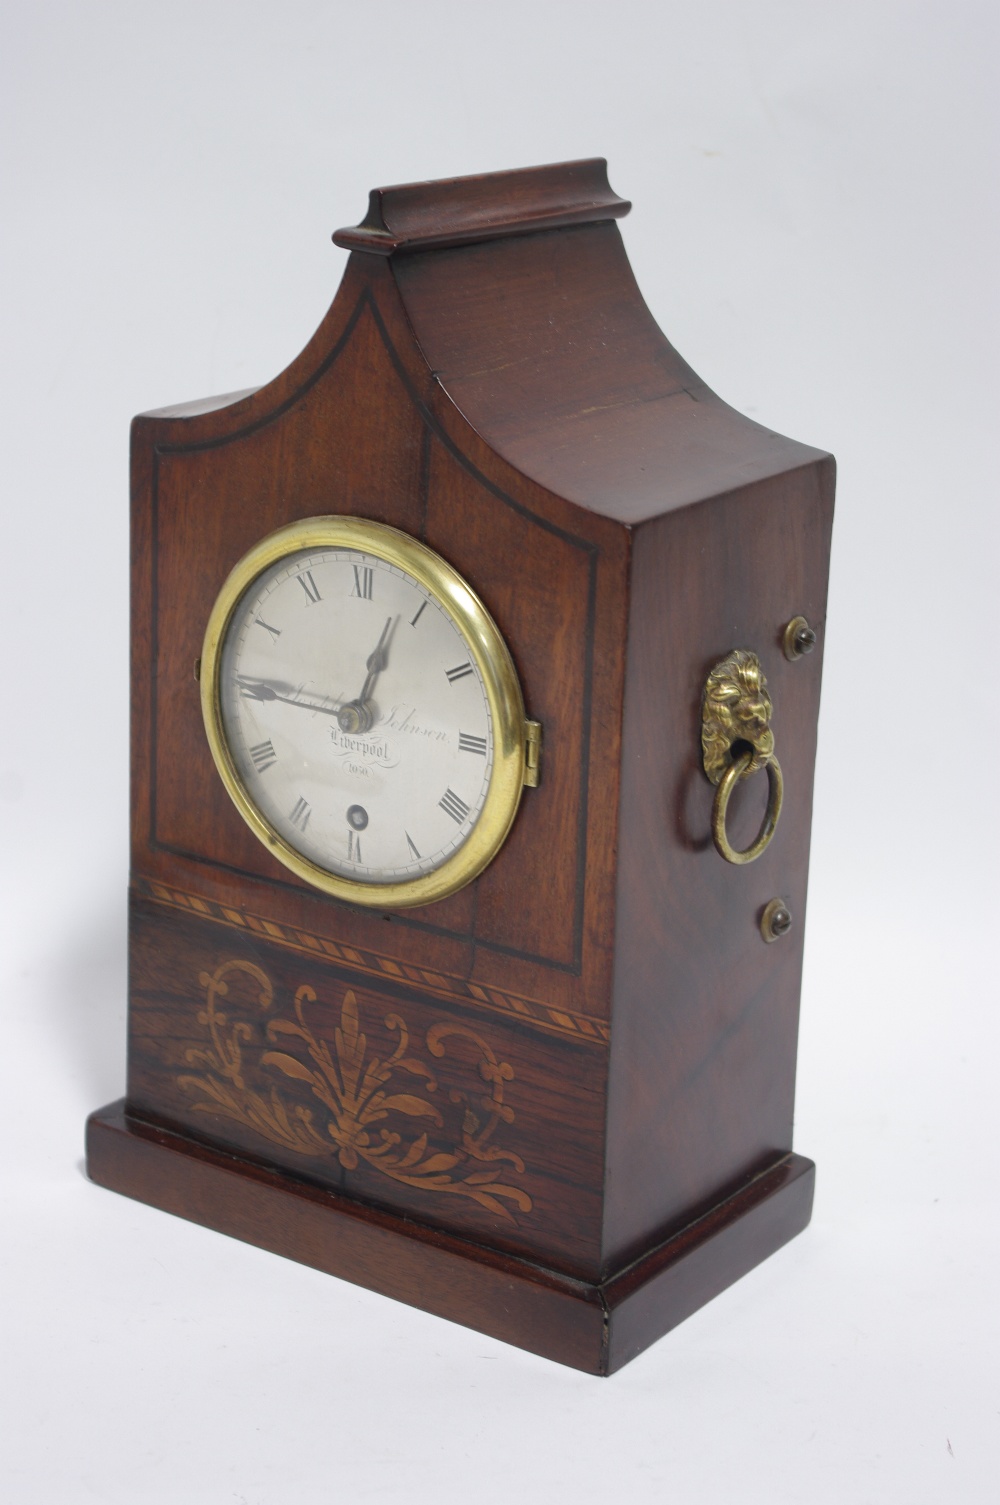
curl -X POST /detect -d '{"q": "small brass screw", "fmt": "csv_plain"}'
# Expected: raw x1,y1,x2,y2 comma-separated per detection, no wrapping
760,897,792,943
782,615,817,661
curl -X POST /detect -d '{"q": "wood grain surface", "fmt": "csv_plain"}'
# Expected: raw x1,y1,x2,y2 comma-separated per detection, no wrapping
88,1101,815,1375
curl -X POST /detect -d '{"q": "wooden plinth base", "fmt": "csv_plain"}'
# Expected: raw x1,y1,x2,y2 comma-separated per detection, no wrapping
86,1101,814,1375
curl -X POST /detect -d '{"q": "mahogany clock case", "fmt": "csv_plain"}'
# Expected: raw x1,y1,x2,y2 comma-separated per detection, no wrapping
86,159,834,1375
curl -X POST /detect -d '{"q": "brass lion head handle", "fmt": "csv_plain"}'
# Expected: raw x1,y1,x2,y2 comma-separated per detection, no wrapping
701,649,783,865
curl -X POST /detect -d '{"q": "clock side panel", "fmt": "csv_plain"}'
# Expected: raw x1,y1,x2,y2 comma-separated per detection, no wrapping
602,459,834,1272
125,890,607,1278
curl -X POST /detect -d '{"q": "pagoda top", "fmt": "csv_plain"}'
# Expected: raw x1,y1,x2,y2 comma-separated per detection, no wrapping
333,158,630,256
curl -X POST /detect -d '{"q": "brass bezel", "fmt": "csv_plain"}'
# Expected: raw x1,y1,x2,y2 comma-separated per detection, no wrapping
200,516,528,909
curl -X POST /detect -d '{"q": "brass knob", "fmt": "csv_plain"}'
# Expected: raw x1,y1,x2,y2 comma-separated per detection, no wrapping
760,897,792,943
783,615,816,661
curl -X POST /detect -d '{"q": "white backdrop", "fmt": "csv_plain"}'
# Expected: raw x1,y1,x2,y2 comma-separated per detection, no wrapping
2,3,997,1501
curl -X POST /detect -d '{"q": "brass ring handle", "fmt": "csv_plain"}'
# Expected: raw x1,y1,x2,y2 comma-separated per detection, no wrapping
701,647,784,866
711,750,783,865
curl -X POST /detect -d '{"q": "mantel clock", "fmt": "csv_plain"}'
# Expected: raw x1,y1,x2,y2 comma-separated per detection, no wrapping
87,160,834,1375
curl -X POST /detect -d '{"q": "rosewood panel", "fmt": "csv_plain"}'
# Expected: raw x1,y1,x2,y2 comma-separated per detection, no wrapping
603,459,834,1270
127,890,608,1277
150,301,427,882
394,221,826,523
422,435,593,969
132,252,628,1021
419,389,629,1023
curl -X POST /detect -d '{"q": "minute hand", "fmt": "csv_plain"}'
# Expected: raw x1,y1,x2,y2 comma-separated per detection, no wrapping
237,678,344,717
338,616,395,733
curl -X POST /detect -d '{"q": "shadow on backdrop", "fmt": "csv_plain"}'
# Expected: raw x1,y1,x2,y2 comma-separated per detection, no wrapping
45,889,127,1119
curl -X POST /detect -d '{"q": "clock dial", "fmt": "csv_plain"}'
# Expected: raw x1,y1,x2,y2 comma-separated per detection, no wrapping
202,518,530,907
218,547,494,883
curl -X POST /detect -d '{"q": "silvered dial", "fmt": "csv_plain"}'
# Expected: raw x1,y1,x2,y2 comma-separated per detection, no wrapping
217,546,494,884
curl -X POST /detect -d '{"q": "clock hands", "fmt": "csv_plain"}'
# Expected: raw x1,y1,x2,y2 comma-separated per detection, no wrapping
337,615,396,734
236,617,398,735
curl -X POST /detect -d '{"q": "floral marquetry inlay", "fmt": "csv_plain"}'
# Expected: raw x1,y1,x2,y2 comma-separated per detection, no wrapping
178,959,533,1222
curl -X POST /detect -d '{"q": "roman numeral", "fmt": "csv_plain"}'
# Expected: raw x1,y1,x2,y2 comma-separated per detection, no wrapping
296,571,321,604
248,739,277,773
458,732,487,755
289,797,311,831
351,565,373,600
410,599,427,627
347,831,362,863
445,662,473,684
405,831,421,860
254,616,281,640
438,787,470,825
